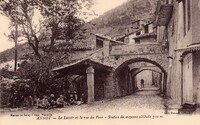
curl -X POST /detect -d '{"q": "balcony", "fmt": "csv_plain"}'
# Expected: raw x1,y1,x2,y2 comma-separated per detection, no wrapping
156,3,173,26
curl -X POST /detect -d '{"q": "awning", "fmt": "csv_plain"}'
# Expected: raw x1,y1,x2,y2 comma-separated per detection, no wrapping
175,44,200,54
51,58,113,76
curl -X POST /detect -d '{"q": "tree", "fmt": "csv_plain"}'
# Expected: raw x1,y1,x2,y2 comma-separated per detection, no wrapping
0,0,94,57
18,52,68,96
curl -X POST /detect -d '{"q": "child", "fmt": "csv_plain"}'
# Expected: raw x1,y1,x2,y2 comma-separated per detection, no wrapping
36,97,43,108
56,95,65,108
48,94,56,108
42,95,49,109
79,93,86,104
69,94,75,105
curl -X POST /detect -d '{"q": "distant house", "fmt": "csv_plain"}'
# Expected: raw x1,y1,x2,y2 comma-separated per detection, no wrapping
0,58,30,72
116,20,156,45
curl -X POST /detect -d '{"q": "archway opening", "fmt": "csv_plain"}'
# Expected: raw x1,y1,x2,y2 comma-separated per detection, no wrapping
114,58,167,97
133,69,162,91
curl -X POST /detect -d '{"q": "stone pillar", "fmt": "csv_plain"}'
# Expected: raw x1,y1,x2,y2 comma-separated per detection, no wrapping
86,66,95,103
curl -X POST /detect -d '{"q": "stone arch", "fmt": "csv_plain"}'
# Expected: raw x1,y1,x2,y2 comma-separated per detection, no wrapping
113,58,168,96
132,68,162,77
114,58,167,76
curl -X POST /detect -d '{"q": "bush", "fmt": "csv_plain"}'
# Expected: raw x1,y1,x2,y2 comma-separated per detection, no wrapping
0,83,11,107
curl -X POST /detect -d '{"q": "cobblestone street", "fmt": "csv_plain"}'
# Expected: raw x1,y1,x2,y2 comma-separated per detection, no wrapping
59,89,167,115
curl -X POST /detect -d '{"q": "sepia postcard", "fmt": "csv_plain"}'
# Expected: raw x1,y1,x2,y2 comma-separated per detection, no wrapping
0,0,200,125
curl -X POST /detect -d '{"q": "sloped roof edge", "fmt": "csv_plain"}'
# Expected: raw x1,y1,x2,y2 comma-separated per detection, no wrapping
92,33,126,45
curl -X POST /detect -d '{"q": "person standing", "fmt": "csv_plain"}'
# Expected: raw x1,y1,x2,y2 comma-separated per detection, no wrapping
141,79,144,88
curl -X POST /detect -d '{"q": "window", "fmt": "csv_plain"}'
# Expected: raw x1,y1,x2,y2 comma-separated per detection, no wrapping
183,0,191,36
135,39,140,44
136,32,141,36
96,38,103,49
144,25,149,33
187,0,191,31
183,0,186,36
125,37,129,43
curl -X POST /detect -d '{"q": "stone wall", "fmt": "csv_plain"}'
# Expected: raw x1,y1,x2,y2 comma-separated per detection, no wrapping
110,43,161,56
115,67,129,97
112,53,168,72
165,1,182,105
94,70,107,101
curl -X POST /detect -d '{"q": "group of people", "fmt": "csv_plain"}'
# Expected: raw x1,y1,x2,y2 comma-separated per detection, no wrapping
8,82,87,109
9,84,34,108
36,91,86,109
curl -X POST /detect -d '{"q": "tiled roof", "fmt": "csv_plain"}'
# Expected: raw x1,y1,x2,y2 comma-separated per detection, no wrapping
41,39,94,51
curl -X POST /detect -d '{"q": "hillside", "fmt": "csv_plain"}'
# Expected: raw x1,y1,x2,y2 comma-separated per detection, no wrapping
0,0,157,63
0,43,34,63
84,0,157,37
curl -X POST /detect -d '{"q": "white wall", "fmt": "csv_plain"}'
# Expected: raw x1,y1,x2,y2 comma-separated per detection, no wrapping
0,59,26,71
128,33,136,44
0,60,15,71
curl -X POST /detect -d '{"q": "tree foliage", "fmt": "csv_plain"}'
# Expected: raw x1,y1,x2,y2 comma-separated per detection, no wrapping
0,0,93,57
0,0,94,97
18,52,70,96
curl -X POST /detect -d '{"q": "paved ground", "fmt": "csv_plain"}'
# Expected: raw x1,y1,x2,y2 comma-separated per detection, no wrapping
1,88,176,116
1,88,200,125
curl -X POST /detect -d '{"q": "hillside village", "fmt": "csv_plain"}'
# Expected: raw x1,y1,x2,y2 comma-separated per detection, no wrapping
0,0,200,115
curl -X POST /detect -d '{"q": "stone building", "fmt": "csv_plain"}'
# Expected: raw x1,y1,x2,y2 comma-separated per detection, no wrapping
156,0,200,106
52,21,168,103
51,3,170,104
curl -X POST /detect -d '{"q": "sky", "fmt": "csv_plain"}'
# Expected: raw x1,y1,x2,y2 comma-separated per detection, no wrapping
0,0,127,53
